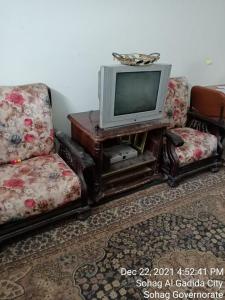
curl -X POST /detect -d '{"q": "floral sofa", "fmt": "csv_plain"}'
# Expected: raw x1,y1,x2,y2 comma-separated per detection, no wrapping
162,77,224,186
0,83,94,242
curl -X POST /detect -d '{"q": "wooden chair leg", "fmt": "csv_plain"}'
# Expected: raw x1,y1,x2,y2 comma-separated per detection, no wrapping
168,176,179,187
210,165,220,173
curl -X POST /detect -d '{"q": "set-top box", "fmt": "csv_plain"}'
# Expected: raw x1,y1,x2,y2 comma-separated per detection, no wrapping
103,144,138,164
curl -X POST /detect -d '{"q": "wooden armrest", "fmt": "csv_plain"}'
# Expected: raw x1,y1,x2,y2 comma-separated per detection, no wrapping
55,131,94,170
188,110,225,130
165,131,184,147
55,131,95,202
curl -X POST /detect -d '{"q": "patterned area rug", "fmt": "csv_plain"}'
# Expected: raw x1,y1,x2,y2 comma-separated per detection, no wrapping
1,170,225,299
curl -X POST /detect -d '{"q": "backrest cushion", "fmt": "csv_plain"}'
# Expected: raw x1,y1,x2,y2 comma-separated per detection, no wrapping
0,83,54,164
164,77,190,128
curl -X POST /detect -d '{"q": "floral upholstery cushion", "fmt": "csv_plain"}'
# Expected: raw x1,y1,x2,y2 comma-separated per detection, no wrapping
0,83,54,165
0,153,81,225
170,127,217,166
164,77,189,128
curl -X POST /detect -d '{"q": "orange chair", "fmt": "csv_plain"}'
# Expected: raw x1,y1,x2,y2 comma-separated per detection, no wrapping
191,84,225,120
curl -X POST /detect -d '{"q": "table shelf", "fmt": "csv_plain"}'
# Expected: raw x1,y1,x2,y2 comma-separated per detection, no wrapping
102,151,156,179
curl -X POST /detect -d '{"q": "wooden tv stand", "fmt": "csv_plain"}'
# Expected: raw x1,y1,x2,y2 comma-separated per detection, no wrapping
68,110,167,202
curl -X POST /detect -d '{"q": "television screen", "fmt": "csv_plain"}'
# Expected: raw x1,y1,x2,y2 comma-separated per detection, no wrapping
114,71,161,116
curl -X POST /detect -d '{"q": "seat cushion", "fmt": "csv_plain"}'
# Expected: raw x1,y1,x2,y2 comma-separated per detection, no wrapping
0,154,81,225
0,83,54,165
170,127,218,166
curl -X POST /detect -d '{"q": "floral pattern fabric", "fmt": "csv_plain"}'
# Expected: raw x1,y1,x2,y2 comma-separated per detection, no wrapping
0,153,81,225
0,83,54,165
164,77,189,128
171,127,217,166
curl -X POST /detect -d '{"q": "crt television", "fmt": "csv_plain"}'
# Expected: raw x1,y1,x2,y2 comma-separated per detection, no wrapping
98,63,171,128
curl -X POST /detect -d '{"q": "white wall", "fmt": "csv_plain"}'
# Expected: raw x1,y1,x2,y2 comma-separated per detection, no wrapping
1,0,225,133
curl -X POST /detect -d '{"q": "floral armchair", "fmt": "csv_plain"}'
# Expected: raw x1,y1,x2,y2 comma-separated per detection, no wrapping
0,83,94,243
162,77,224,187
